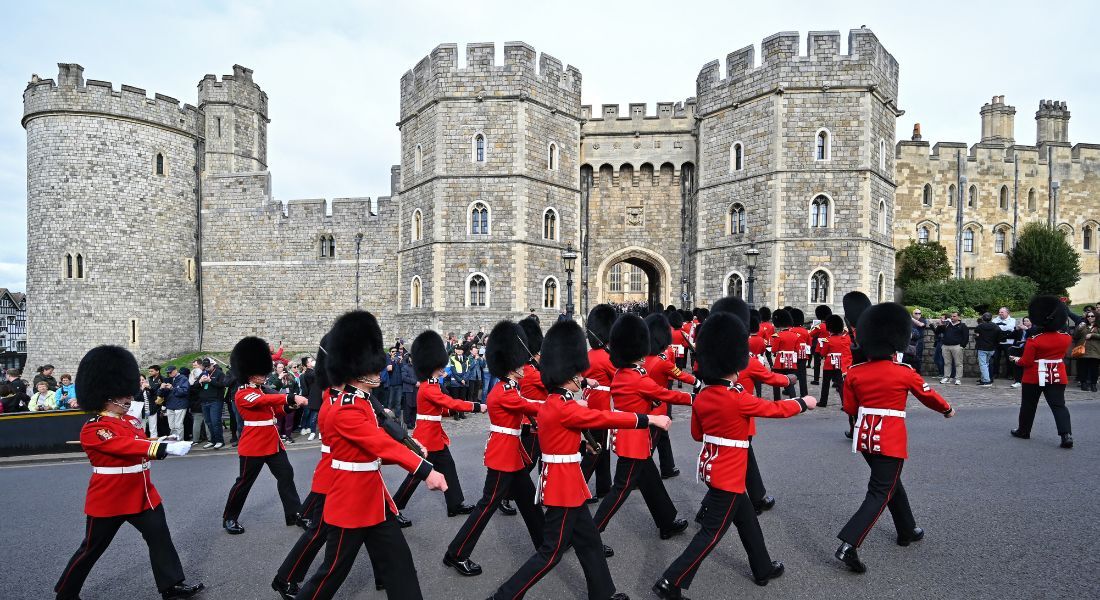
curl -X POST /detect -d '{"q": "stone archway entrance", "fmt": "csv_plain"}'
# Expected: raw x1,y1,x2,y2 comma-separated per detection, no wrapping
595,246,672,309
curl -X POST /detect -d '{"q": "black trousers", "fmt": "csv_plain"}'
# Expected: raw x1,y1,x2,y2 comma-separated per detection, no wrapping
771,369,797,400
223,450,301,521
838,453,916,547
819,370,843,407
662,488,773,589
812,353,823,383
795,359,809,397
393,446,465,511
654,429,677,476
1017,383,1072,435
593,456,678,532
491,505,615,600
581,431,612,497
447,468,544,560
55,504,185,598
296,512,421,600
1077,358,1099,385
275,492,383,586
744,444,768,507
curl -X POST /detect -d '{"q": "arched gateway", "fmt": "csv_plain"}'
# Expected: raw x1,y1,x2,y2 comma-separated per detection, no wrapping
594,246,673,308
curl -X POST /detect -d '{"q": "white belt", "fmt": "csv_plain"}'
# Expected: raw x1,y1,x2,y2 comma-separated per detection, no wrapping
331,458,382,472
702,434,750,448
853,407,906,453
92,463,149,475
672,344,685,355
829,353,842,367
861,408,906,418
320,444,332,454
416,414,443,422
540,453,582,464
244,419,277,427
591,385,611,392
1038,359,1064,387
489,424,522,436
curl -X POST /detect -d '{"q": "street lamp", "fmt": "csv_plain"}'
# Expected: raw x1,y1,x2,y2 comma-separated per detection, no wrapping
562,244,578,318
744,244,760,310
354,233,364,308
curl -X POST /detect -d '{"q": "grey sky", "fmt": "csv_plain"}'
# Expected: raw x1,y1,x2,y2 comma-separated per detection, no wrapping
2,0,1097,292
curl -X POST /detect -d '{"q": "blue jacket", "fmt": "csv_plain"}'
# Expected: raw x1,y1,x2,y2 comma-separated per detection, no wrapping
165,373,191,410
465,357,485,382
55,383,77,409
401,364,417,393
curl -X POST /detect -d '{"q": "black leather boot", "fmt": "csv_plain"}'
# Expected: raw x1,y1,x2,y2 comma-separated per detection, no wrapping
271,578,299,600
223,519,244,534
753,561,784,586
835,543,866,573
652,578,687,599
443,552,483,576
659,518,689,539
897,527,924,546
162,582,204,599
499,499,517,515
1010,429,1030,440
1061,434,1074,449
448,503,475,517
395,512,412,528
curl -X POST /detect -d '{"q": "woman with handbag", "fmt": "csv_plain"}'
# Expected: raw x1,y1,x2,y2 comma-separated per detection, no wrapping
1073,311,1100,393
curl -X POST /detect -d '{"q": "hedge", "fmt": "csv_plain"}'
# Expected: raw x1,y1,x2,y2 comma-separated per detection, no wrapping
901,275,1038,314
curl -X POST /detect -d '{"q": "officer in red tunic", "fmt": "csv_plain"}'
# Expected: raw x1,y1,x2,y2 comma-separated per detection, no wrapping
758,306,775,365
645,313,702,479
392,330,483,522
810,305,833,385
593,314,692,540
835,302,956,573
769,309,800,400
817,314,853,408
653,313,815,599
581,304,618,500
295,310,448,600
222,337,309,535
841,291,873,439
1010,295,1074,448
55,345,204,600
444,320,545,577
667,310,694,375
787,307,812,397
489,320,670,600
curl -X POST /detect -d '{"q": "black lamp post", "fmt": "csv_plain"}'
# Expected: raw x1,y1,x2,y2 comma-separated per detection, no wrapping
744,244,760,310
354,233,363,308
562,244,578,318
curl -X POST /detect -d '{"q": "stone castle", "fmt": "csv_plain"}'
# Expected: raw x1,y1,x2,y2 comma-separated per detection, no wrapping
22,28,1099,372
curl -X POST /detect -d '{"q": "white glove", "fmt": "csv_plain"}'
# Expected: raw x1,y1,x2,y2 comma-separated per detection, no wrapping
165,441,191,457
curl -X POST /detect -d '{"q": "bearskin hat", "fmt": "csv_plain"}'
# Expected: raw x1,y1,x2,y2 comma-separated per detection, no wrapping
231,336,274,381
411,330,449,381
856,303,912,359
696,307,709,321
789,307,806,328
759,306,772,322
667,310,685,329
326,311,386,384
75,345,140,412
540,320,591,389
609,313,650,368
518,317,544,355
586,304,617,349
486,320,530,379
663,304,675,313
695,312,749,381
843,291,872,330
1028,295,1068,332
815,305,833,320
314,332,333,391
748,310,762,334
711,296,750,326
825,314,846,335
772,308,793,328
645,313,673,355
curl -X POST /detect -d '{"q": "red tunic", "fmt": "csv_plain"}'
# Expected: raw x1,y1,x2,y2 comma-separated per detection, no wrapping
583,348,615,412
644,353,697,388
771,330,801,370
411,379,477,453
734,355,793,437
758,322,776,347
484,380,543,472
309,387,339,495
791,326,812,360
80,413,166,517
1016,332,1072,386
820,332,854,372
519,363,549,426
810,321,830,353
323,389,431,528
693,383,803,493
610,366,692,459
235,384,292,457
535,390,645,507
842,360,952,459
671,327,692,359
748,335,766,358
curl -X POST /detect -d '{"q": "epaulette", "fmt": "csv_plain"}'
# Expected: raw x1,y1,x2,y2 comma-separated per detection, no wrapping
633,366,648,375
847,361,874,371
341,395,356,405
561,390,575,401
657,353,668,361
427,377,438,384
895,362,915,371
87,415,102,423
502,381,515,391
733,383,744,393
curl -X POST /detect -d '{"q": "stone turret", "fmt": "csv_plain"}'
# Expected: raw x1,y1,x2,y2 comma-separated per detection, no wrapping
1036,100,1070,145
198,65,269,173
980,95,1015,146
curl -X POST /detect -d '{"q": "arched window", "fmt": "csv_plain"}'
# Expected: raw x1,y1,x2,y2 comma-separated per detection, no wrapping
467,273,488,307
726,272,744,298
548,143,558,170
968,185,977,208
410,277,423,308
76,254,84,279
155,153,165,176
474,133,486,163
469,202,490,235
729,203,746,235
810,270,830,304
414,145,423,173
879,139,887,171
609,263,622,292
877,273,886,303
320,235,335,258
918,226,930,244
879,200,888,235
922,184,933,207
412,209,423,242
963,228,975,253
1028,188,1036,211
999,186,1009,210
815,129,831,161
994,228,1007,254
1085,225,1093,251
543,277,558,309
811,195,830,228
1058,224,1073,239
948,184,956,207
730,142,744,172
543,208,558,241
65,253,73,279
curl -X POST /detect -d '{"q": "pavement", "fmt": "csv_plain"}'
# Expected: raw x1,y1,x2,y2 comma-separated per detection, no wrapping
2,379,1098,599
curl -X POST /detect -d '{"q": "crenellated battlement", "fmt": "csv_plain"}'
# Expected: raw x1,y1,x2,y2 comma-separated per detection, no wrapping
581,99,696,122
695,28,899,116
198,64,268,119
22,63,202,135
399,41,582,121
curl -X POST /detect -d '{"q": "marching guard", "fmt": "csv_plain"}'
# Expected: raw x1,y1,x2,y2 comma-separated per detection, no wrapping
443,320,545,577
842,292,873,439
816,314,853,408
810,305,833,385
55,345,204,600
787,307,812,397
222,337,309,535
488,320,671,600
835,302,955,574
768,309,799,399
1010,295,1074,448
645,312,702,479
654,312,815,599
581,304,618,500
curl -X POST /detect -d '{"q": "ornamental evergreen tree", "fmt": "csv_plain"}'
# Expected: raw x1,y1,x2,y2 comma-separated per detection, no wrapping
1008,222,1081,296
895,241,952,289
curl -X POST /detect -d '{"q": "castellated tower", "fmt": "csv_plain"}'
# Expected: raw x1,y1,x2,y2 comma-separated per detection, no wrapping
396,43,582,332
693,29,901,309
198,65,269,173
22,64,203,372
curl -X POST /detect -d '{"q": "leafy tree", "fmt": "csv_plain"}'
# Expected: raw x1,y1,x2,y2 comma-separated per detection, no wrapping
1008,222,1081,296
895,241,952,289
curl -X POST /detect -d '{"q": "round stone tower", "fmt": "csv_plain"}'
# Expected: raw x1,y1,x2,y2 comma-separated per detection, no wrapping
23,63,203,372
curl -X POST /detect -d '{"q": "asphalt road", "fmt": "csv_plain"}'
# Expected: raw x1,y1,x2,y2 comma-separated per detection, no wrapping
2,397,1098,600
